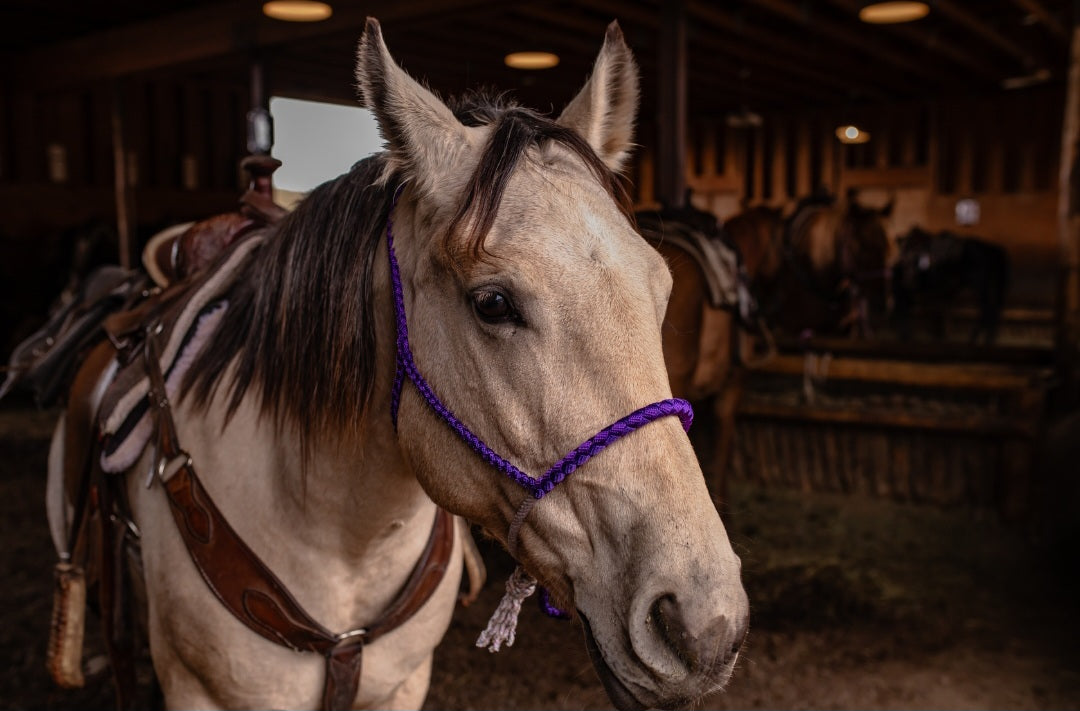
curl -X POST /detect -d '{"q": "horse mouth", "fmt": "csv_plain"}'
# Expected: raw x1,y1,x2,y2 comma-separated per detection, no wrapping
580,612,649,711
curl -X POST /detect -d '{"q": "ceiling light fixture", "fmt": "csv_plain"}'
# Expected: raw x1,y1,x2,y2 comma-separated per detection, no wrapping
262,1,332,22
836,125,871,144
858,1,930,24
504,51,560,70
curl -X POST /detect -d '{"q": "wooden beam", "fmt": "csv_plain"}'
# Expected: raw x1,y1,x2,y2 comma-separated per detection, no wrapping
822,0,1003,83
934,0,1043,69
738,399,1038,438
110,82,134,269
682,40,848,107
741,0,953,83
15,0,515,91
1057,21,1080,395
657,0,688,208
1011,0,1069,41
515,5,631,42
685,26,871,102
689,1,927,98
771,118,788,201
750,354,1046,390
575,0,656,28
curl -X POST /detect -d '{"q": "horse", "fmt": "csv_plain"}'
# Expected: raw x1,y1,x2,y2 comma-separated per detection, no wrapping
891,226,1010,344
726,190,893,339
43,19,748,711
635,201,766,510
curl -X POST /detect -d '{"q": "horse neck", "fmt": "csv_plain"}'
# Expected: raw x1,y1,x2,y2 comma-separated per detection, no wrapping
272,415,427,561
200,256,430,562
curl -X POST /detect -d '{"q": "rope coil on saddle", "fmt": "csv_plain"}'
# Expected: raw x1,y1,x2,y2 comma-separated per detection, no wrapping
385,187,693,652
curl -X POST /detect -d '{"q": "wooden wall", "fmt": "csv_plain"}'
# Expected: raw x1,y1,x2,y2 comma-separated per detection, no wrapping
0,75,249,249
0,74,250,351
0,73,1066,354
629,85,1065,306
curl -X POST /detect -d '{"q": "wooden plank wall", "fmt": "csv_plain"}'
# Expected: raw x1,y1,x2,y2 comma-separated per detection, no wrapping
0,76,248,352
0,76,248,245
630,84,1064,305
731,362,1047,520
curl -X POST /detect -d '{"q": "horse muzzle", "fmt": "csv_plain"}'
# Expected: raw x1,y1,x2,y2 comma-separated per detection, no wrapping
579,582,750,711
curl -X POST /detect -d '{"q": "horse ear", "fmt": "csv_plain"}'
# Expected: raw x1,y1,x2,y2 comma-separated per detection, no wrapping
557,21,640,173
880,199,895,218
355,18,472,187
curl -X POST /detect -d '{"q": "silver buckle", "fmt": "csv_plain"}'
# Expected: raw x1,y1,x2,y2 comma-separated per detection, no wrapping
145,449,193,489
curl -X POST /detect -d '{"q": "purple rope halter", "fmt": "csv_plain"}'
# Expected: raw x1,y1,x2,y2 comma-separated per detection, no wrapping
386,188,692,617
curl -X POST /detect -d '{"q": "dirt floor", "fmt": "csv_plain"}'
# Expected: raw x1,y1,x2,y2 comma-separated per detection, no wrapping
0,402,1078,710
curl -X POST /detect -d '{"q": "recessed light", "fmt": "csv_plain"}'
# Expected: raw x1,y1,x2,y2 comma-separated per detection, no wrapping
504,52,560,70
836,125,871,144
858,2,930,24
262,1,332,22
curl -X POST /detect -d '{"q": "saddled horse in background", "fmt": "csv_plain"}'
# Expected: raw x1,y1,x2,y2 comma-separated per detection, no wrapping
636,201,766,510
891,226,1010,344
726,190,893,339
29,19,747,711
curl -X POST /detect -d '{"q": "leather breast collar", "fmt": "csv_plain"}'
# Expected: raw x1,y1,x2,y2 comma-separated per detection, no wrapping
140,328,455,710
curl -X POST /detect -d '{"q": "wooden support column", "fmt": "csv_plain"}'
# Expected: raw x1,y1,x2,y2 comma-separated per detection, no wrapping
1057,20,1080,398
248,59,273,156
657,0,687,209
956,116,974,195
111,81,134,269
772,119,788,201
753,126,766,201
796,119,812,197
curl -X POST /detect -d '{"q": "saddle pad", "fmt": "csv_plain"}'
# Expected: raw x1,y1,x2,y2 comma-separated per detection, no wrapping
99,233,263,473
638,217,740,310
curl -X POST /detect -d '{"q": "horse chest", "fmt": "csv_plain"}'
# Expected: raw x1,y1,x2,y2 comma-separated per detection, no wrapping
128,440,462,710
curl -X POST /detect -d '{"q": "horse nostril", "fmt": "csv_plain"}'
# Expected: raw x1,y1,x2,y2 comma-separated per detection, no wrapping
649,593,747,674
650,593,700,670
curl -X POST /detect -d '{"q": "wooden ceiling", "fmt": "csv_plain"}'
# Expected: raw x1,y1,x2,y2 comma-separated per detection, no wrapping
5,0,1075,117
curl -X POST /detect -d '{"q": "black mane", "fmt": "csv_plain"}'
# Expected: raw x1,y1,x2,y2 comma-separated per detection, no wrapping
185,88,632,452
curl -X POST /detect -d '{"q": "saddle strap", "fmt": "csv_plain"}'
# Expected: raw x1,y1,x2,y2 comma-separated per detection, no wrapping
142,331,455,710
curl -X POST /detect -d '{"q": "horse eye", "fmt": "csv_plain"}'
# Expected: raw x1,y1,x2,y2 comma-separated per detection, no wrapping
472,288,515,323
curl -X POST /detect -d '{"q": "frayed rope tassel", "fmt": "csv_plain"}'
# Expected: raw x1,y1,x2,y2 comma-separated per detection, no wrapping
475,565,536,652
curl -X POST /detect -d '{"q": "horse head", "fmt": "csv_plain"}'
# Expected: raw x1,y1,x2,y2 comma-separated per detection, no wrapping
357,18,748,710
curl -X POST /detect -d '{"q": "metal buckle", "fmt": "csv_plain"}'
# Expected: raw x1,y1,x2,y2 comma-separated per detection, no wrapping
145,450,193,489
334,628,368,643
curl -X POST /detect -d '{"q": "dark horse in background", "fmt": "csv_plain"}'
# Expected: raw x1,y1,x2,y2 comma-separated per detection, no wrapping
725,189,893,339
891,226,1010,344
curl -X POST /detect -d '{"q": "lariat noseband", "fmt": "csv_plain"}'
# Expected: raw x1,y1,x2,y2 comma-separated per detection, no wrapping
385,188,693,649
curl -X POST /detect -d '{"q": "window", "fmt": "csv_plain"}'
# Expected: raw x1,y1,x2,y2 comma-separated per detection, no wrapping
269,96,383,197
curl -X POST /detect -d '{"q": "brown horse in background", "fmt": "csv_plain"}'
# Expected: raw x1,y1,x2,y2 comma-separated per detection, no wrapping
726,190,893,339
638,205,765,510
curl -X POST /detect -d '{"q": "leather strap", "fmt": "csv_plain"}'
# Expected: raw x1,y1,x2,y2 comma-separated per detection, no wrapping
141,330,455,710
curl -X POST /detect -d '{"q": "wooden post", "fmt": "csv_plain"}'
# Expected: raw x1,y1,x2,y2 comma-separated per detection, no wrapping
1057,19,1080,400
657,0,687,209
111,81,134,269
247,58,273,156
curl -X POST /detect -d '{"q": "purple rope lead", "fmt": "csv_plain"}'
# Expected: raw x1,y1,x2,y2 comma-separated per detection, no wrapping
538,587,571,619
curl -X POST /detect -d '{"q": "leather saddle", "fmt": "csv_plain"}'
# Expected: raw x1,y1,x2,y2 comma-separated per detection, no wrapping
0,155,286,411
7,156,288,704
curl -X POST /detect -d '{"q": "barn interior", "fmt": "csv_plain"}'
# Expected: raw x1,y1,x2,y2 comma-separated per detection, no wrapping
1,1,1079,708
